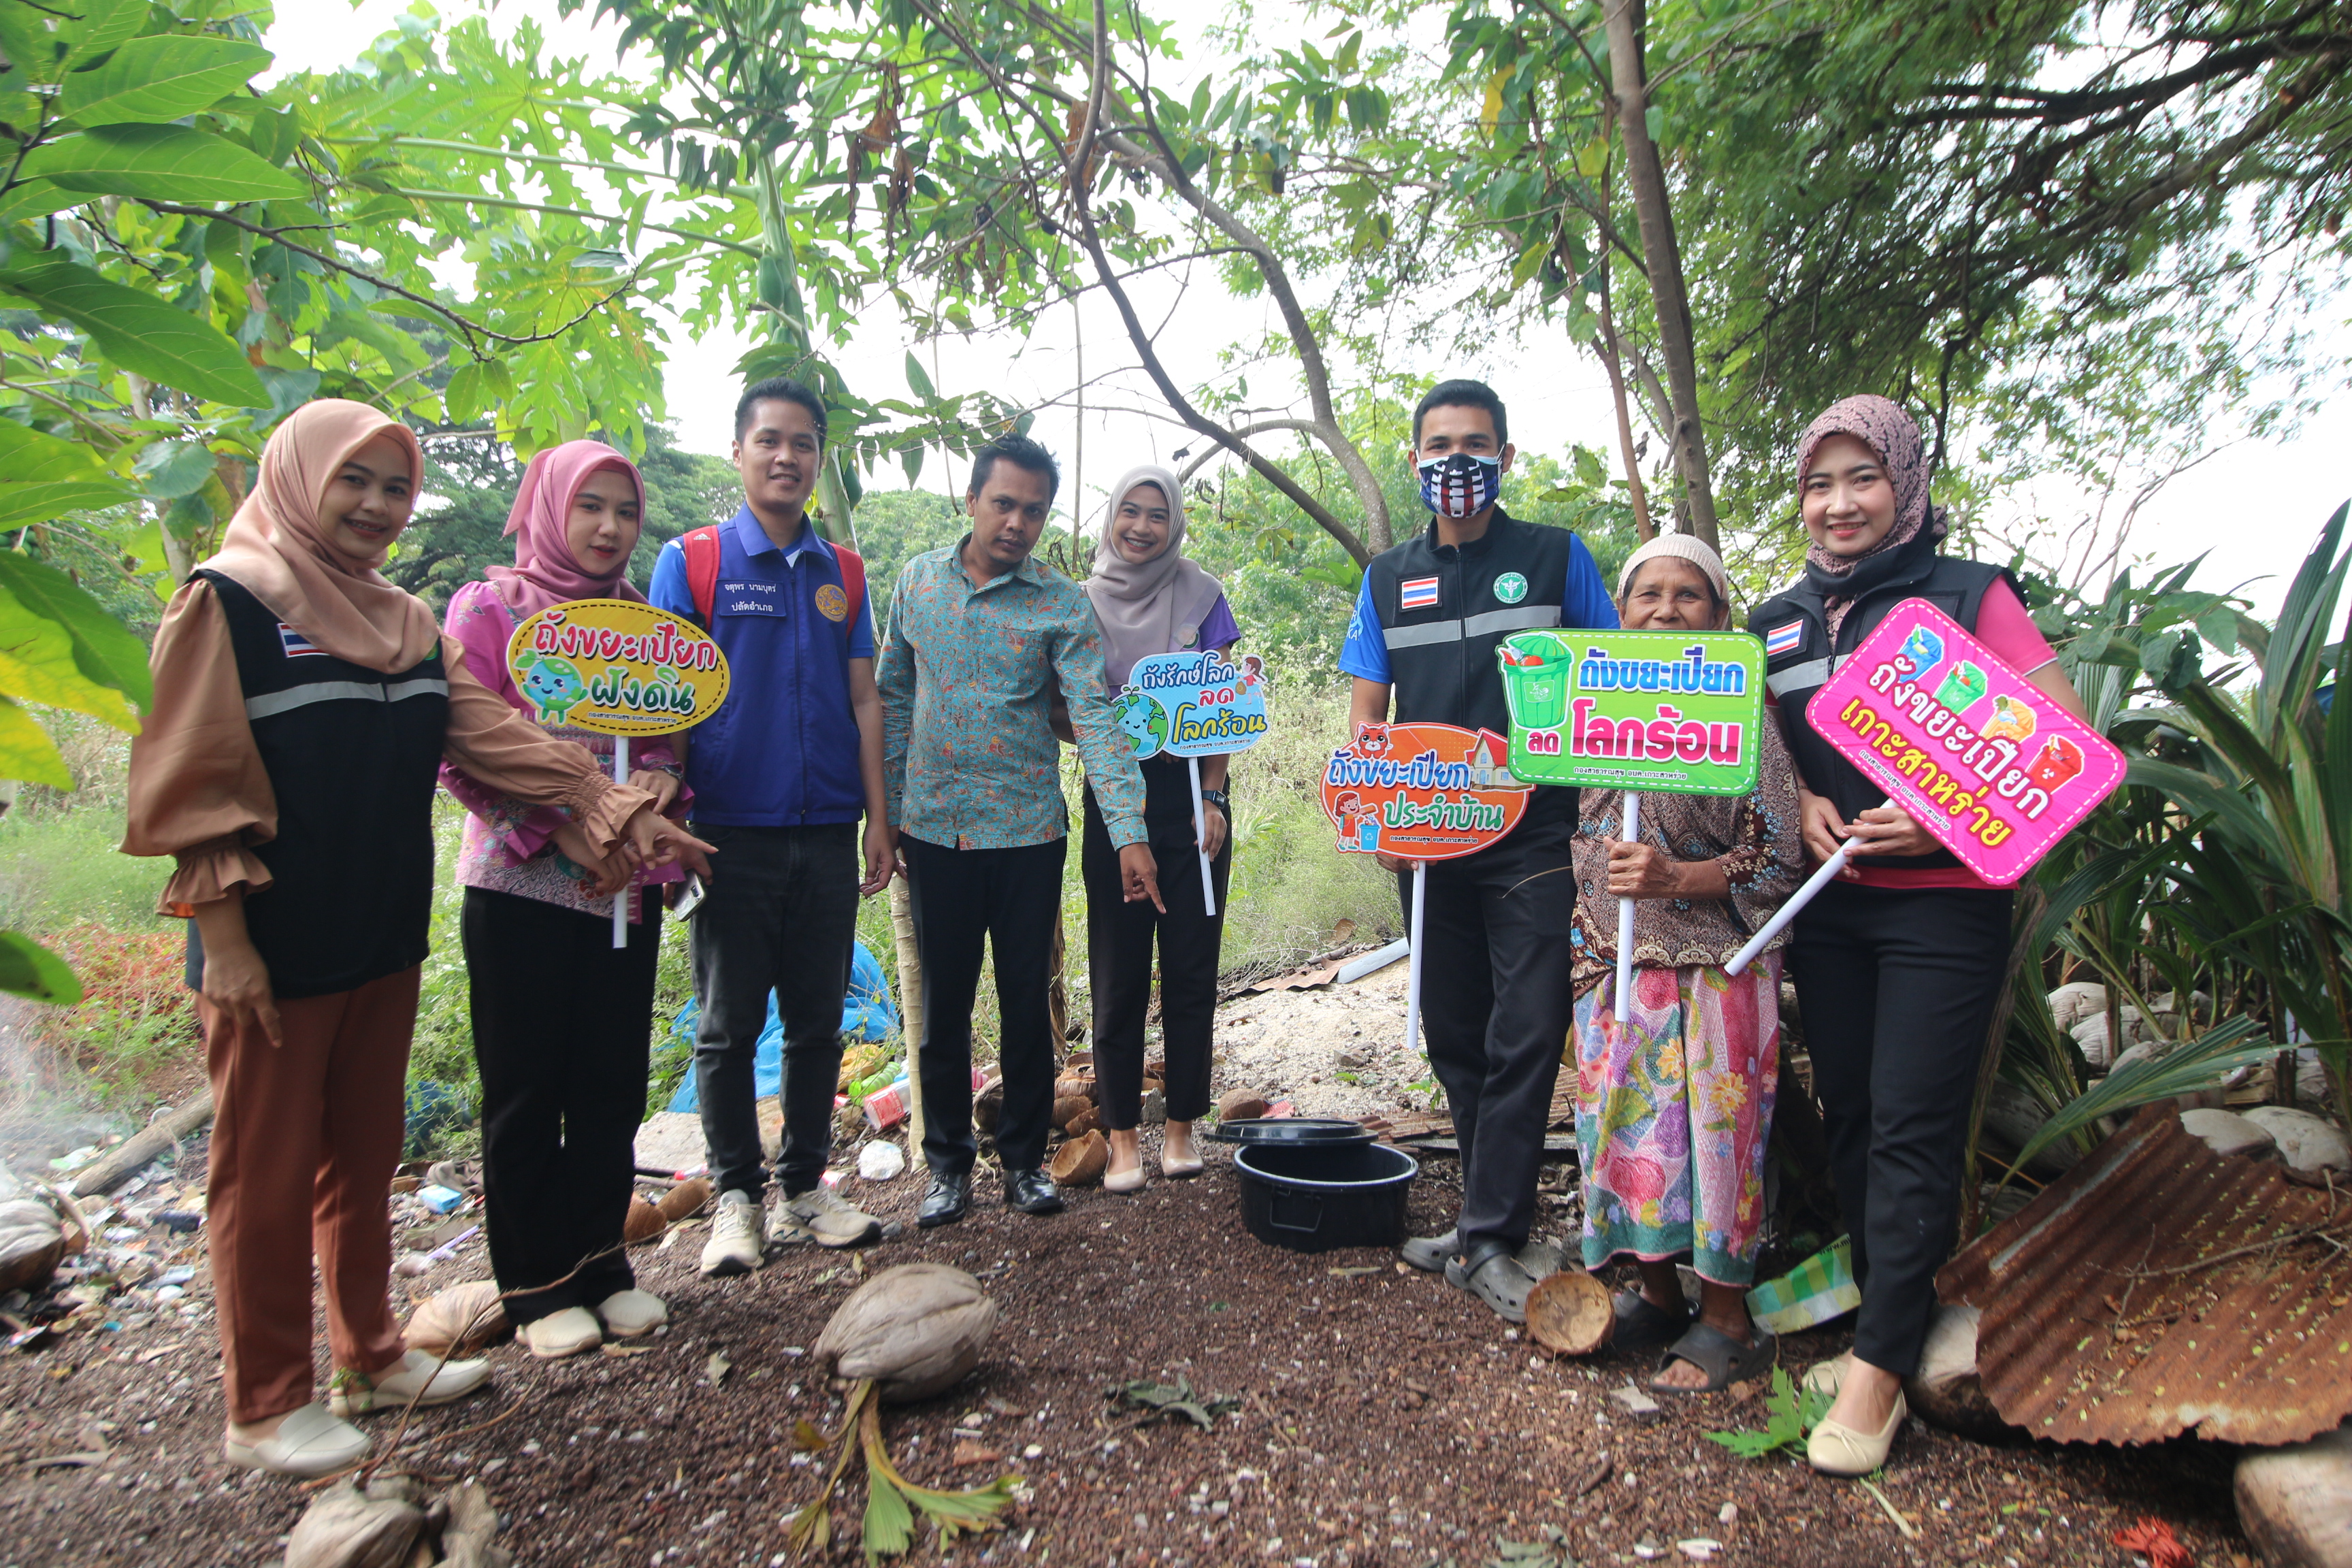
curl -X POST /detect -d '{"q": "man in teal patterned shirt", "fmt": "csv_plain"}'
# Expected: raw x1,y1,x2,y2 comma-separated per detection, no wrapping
879,434,1162,1227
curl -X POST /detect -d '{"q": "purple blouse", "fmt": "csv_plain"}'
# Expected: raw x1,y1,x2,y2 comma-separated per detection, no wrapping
438,581,687,922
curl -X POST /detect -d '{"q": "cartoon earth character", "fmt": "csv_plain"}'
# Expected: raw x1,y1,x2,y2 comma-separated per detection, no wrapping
518,653,589,724
1113,687,1169,757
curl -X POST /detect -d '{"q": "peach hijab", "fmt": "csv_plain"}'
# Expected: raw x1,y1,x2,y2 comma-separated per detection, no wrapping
203,399,441,674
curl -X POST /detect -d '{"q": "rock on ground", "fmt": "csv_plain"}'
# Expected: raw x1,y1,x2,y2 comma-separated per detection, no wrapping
2178,1108,2278,1161
2236,1423,2352,1568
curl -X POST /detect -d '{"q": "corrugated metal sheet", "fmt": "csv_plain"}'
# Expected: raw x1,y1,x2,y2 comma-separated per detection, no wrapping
1936,1103,2352,1446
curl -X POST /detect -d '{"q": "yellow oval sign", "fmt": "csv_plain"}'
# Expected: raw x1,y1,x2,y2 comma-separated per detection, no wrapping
504,598,730,738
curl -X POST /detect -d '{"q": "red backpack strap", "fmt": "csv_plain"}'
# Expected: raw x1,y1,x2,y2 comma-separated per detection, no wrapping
682,525,721,625
834,544,867,644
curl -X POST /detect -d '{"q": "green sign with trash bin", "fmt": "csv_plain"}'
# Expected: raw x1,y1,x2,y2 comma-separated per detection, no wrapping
1496,628,1767,796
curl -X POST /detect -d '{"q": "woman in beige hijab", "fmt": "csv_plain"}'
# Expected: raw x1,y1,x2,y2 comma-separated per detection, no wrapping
124,401,709,1478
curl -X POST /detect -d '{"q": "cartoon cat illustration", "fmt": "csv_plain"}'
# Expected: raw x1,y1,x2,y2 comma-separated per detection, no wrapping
517,653,589,724
1354,721,1394,757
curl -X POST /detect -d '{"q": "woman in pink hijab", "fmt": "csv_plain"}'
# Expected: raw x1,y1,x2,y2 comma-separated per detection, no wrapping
439,440,690,1360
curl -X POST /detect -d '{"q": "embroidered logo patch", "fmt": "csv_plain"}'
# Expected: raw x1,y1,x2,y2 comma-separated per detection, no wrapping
277,623,325,658
1765,620,1806,658
1399,576,1441,612
1492,572,1528,605
814,583,849,622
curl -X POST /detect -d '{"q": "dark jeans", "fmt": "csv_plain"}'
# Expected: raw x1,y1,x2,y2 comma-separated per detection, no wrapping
903,833,1066,1176
462,887,657,1323
1083,784,1226,1129
1399,815,1578,1254
688,821,860,1197
1788,877,2014,1376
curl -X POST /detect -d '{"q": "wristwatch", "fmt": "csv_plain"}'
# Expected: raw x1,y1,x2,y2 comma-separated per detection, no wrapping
1200,788,1229,813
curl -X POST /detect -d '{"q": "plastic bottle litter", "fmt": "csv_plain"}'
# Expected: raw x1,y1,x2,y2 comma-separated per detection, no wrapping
858,1142,906,1181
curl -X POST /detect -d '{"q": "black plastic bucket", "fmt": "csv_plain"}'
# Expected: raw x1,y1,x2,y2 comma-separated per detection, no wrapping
1233,1142,1418,1253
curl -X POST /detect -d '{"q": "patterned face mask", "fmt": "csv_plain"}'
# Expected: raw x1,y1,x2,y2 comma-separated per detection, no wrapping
1417,452,1501,520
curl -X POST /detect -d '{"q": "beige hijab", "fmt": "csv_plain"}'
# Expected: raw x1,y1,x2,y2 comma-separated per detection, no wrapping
1085,466,1224,689
203,399,441,674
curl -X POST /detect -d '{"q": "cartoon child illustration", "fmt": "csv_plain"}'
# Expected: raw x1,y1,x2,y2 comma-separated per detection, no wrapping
1113,686,1169,758
1330,788,1380,853
1239,654,1267,693
517,653,588,725
1980,693,2038,743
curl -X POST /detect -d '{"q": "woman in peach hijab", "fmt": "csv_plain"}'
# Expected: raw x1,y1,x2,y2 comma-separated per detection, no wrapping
124,401,710,1478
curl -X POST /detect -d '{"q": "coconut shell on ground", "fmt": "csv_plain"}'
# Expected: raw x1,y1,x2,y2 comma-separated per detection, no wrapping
402,1279,510,1357
1904,1303,2021,1443
1050,1130,1109,1188
1066,1105,1102,1139
0,1197,69,1295
1524,1271,1612,1357
623,1197,666,1244
1054,1073,1098,1103
1217,1089,1271,1122
813,1262,998,1403
974,1076,1005,1136
1051,1095,1092,1132
2236,1423,2352,1568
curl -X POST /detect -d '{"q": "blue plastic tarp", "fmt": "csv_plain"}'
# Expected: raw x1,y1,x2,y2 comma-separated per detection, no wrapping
664,941,898,1113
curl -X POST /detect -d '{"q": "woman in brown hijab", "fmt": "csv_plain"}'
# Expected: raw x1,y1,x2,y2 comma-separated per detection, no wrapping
124,401,710,1478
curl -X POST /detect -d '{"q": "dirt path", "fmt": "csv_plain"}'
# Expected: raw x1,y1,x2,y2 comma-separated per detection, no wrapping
0,973,2258,1568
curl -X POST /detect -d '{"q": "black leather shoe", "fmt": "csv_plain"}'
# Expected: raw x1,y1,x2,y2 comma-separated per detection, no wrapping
917,1171,971,1229
1002,1168,1066,1215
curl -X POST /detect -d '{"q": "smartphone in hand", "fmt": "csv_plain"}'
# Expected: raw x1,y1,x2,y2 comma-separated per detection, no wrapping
670,873,707,920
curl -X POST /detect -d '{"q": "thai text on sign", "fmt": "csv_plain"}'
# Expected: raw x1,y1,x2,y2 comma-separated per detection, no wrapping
1113,649,1271,760
505,598,731,738
1321,721,1529,860
1810,598,2124,885
1497,628,1765,796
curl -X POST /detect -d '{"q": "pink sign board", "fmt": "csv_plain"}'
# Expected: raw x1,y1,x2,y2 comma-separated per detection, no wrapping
1806,598,2125,885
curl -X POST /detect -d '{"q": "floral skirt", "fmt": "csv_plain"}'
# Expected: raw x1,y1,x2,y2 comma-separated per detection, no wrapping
1571,955,1782,1286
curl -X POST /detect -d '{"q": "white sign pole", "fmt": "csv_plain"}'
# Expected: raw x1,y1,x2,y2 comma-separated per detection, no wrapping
1188,755,1217,917
1614,792,1641,1030
1723,797,1891,976
1404,861,1427,1053
611,734,630,951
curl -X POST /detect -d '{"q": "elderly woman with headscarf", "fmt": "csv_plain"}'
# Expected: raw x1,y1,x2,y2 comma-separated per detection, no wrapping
1079,466,1240,1192
123,404,710,1478
1567,534,1806,1396
438,441,690,1360
1746,395,2087,1475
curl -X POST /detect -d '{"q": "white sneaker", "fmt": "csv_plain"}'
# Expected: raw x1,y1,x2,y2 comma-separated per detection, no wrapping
594,1288,668,1339
331,1349,491,1416
773,1185,882,1248
223,1403,370,1477
700,1189,765,1277
524,1306,603,1359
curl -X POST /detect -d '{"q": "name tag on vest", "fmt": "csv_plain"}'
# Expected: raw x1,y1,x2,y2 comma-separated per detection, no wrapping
719,580,783,616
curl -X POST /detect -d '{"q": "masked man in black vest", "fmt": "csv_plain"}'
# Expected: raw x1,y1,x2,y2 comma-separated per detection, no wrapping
1337,380,1620,1323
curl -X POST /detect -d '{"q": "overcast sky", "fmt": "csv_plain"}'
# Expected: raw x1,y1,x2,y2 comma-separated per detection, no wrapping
267,0,2351,617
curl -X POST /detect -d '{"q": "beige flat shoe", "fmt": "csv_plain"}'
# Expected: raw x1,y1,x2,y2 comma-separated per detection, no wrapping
1807,1389,1906,1477
594,1289,667,1339
1104,1162,1147,1194
1803,1351,1853,1401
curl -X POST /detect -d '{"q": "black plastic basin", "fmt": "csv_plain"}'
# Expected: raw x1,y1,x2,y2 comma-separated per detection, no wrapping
1232,1141,1418,1254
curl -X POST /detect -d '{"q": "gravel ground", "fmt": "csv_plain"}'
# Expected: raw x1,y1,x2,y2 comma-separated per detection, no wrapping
0,1124,2257,1568
1214,962,1432,1125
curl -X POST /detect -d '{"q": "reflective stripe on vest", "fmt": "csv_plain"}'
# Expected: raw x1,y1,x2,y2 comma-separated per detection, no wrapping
1382,604,1562,651
1765,657,1834,700
244,676,451,723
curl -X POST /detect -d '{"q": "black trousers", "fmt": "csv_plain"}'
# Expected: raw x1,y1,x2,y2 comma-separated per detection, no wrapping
1399,815,1578,1253
903,833,1065,1176
687,822,860,1197
461,887,659,1324
1788,878,2014,1376
1082,783,1227,1129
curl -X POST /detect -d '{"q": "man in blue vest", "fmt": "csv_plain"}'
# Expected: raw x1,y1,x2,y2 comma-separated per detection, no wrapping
648,376,898,1276
1338,378,1618,1324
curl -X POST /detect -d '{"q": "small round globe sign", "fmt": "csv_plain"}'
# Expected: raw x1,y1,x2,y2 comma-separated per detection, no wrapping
504,598,730,738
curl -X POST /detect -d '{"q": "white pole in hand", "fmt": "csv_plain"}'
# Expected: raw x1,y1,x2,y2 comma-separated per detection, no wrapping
1614,793,1640,1032
1724,797,1890,975
1404,861,1427,1054
611,734,630,951
1188,755,1217,917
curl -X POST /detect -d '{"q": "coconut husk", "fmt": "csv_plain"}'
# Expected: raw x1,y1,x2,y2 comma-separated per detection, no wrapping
813,1262,998,1403
657,1177,711,1222
1049,1130,1108,1188
1050,1095,1092,1132
1524,1271,1612,1357
0,1196,69,1295
1066,1105,1102,1139
284,1475,429,1568
1217,1089,1271,1122
1054,1074,1097,1104
402,1280,508,1358
623,1198,665,1244
973,1077,1005,1137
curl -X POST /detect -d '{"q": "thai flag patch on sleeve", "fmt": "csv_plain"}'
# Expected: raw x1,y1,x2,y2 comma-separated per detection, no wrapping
1399,576,1441,612
277,622,326,658
1764,620,1806,657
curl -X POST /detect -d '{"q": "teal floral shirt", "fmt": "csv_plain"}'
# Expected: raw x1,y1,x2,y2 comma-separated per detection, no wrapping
879,541,1147,851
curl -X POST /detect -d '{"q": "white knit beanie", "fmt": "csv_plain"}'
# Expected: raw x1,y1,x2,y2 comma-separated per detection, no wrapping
1615,532,1730,610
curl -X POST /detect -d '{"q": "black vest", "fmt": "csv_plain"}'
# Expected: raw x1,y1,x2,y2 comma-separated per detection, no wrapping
188,571,451,999
1362,509,1581,828
1747,548,2014,872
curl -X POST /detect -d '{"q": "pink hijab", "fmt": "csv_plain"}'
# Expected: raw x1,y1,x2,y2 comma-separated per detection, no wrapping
482,440,647,619
204,399,441,674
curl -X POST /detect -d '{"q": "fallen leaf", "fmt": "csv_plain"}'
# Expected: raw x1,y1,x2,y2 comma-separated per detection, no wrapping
2112,1518,2193,1568
706,1351,732,1386
952,1439,1004,1467
600,1342,655,1358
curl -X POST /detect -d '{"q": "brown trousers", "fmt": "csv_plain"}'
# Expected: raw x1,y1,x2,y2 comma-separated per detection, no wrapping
201,966,419,1423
